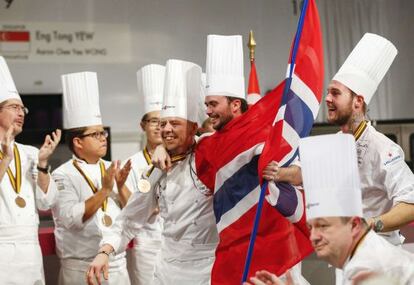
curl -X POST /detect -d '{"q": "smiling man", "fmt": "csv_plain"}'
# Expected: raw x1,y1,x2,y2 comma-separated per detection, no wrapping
52,72,131,284
277,33,414,249
88,59,218,285
151,35,248,170
153,35,301,185
203,35,247,131
325,33,414,247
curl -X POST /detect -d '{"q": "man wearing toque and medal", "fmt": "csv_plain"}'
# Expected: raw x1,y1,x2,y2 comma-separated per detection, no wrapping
118,64,165,285
88,59,219,285
51,72,131,284
0,56,61,284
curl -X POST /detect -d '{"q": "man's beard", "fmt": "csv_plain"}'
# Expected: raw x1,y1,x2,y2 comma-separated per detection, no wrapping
213,113,234,131
327,102,353,127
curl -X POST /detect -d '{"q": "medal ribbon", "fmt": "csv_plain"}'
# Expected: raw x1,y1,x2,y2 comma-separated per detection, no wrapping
353,120,367,141
171,153,187,163
145,153,188,177
144,147,188,166
143,147,154,177
73,160,108,212
143,147,152,165
0,144,22,195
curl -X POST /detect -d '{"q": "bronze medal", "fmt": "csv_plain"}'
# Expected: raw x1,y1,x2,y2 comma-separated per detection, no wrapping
138,179,151,193
1,145,24,207
102,214,113,227
15,196,26,208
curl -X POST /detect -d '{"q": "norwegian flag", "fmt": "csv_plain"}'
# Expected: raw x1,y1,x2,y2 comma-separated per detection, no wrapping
246,60,261,106
195,0,323,283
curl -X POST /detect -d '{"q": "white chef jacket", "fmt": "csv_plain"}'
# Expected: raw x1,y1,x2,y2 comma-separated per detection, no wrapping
52,156,129,285
343,230,414,285
0,142,58,285
124,150,163,285
104,154,219,285
125,150,163,241
355,122,414,244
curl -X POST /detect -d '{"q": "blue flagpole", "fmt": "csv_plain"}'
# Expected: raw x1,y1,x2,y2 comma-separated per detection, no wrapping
240,0,310,283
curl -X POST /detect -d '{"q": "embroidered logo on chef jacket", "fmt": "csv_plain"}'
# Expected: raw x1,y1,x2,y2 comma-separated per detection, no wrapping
28,159,38,180
55,178,66,191
383,146,402,167
356,139,369,166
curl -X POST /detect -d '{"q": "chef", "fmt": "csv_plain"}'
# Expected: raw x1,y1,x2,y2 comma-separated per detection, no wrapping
125,64,165,285
301,134,414,285
245,134,414,285
325,33,414,244
0,56,61,284
87,59,219,285
52,71,131,284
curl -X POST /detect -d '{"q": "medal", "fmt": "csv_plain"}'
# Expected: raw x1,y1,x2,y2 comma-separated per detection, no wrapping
15,196,26,208
138,179,151,193
0,145,23,207
102,214,113,227
73,160,114,227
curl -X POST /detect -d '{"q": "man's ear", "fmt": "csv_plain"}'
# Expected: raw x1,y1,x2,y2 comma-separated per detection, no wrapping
350,216,364,237
230,99,242,113
191,122,198,135
140,121,145,131
73,137,83,150
353,95,365,111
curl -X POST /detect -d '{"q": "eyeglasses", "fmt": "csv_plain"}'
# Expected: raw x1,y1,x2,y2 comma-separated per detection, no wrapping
144,118,161,127
79,130,108,140
1,104,29,115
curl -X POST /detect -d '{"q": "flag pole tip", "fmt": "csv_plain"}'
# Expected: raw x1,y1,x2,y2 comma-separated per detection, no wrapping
248,30,256,61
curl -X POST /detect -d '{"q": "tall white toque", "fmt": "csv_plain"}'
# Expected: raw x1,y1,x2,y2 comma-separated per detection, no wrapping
197,72,208,125
161,59,202,123
0,56,21,103
332,33,398,104
205,35,245,99
61,72,103,129
299,134,363,220
137,64,165,115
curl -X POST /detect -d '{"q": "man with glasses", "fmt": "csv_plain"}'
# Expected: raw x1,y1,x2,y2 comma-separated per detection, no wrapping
52,72,131,284
121,64,165,285
0,57,61,284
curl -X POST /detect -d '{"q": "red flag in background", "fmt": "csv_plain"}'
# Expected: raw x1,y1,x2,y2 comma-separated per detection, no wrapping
247,61,261,105
246,31,261,106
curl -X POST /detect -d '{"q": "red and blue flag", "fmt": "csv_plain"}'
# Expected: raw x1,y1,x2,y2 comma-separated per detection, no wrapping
195,0,324,283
